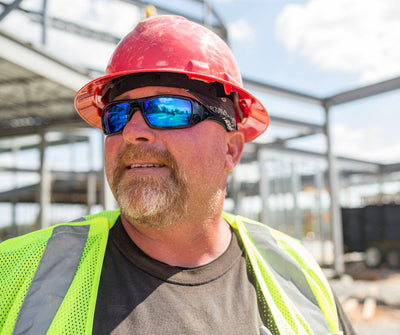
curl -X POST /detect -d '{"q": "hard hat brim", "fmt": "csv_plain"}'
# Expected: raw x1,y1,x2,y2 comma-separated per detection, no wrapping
74,69,269,142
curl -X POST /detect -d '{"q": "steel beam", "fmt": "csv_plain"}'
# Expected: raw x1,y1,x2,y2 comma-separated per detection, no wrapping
270,115,323,133
0,30,92,91
120,0,228,40
0,97,74,112
0,0,24,21
324,76,400,107
0,117,87,138
243,77,322,106
381,162,400,174
0,136,89,153
246,143,381,173
0,75,43,86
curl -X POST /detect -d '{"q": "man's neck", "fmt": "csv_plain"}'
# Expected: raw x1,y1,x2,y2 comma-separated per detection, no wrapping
120,214,232,268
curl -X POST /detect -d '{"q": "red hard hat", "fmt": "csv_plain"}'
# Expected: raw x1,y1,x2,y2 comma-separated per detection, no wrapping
74,15,269,142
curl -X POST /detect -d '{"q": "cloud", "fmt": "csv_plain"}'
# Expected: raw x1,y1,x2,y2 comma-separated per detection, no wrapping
276,0,400,84
332,123,400,163
227,18,256,42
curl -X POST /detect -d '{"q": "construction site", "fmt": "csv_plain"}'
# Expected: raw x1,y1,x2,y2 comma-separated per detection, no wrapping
1,0,400,333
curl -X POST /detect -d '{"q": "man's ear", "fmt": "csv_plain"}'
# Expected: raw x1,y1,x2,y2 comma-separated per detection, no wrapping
225,131,244,171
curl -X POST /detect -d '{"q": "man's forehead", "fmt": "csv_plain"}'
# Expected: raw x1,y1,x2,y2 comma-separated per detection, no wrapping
114,86,198,101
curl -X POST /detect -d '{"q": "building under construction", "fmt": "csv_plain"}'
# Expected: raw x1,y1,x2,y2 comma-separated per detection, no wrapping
1,0,400,279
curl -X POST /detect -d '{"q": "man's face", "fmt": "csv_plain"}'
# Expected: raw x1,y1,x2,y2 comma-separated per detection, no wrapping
104,86,244,228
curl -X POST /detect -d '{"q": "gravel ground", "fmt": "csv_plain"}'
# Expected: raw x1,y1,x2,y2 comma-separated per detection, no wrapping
328,262,400,335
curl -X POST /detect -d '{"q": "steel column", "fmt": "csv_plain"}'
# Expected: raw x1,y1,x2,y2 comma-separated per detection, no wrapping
41,0,48,45
86,135,96,214
324,105,345,276
291,161,302,239
314,168,326,265
232,168,243,215
10,143,20,237
101,135,117,210
259,149,270,225
39,131,51,228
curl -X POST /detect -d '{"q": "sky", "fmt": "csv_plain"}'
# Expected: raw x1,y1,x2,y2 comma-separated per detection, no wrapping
1,0,400,167
214,0,400,92
208,0,400,164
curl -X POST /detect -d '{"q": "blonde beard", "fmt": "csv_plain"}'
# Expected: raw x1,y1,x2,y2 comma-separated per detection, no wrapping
115,173,188,228
109,145,189,228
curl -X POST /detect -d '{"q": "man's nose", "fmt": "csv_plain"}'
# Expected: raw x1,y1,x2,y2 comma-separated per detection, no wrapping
122,109,156,143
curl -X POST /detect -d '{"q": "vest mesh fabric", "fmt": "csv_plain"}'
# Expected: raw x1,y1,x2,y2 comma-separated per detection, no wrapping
236,219,313,335
276,233,339,333
46,212,117,334
0,229,52,334
1,210,339,334
224,213,341,335
0,210,119,335
46,229,104,333
246,261,280,335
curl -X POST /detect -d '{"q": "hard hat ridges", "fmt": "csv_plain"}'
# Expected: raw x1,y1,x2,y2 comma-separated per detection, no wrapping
74,15,269,142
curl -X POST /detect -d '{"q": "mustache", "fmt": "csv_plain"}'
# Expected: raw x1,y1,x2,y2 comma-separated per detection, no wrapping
114,145,177,171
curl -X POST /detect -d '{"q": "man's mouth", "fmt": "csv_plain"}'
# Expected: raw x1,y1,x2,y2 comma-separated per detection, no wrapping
129,163,166,169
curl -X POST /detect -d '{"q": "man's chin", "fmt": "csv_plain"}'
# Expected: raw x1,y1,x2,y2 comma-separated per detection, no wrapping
111,161,189,228
116,185,187,228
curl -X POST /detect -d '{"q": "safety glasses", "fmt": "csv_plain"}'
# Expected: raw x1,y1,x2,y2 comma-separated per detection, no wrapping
101,95,232,135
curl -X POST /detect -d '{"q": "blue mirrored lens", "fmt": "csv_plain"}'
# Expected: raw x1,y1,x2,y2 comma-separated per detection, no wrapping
143,97,192,127
103,102,130,133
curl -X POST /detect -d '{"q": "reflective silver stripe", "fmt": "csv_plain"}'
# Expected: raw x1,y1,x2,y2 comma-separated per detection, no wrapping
13,225,90,335
244,222,331,334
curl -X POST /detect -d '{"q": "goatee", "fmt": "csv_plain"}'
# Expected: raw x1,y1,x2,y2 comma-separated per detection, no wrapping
109,145,189,228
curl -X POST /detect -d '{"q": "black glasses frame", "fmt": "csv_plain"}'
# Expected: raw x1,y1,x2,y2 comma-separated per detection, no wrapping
101,95,230,135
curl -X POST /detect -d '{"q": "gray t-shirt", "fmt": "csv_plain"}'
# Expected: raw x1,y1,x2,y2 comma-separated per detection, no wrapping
93,218,263,334
93,217,355,335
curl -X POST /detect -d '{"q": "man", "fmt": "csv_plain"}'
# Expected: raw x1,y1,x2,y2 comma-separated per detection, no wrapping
0,15,354,335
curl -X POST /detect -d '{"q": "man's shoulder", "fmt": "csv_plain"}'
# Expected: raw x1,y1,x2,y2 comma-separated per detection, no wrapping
0,209,120,252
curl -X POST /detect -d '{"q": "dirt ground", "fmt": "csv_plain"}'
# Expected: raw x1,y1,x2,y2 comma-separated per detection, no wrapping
328,262,400,335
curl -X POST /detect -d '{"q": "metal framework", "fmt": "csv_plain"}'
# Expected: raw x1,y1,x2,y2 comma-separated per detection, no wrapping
1,0,400,275
241,75,400,274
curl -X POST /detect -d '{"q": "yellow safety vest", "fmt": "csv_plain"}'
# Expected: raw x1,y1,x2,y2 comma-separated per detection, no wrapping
0,210,341,334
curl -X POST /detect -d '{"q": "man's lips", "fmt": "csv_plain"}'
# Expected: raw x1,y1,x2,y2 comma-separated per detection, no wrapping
124,162,170,177
115,147,173,176
128,163,166,169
